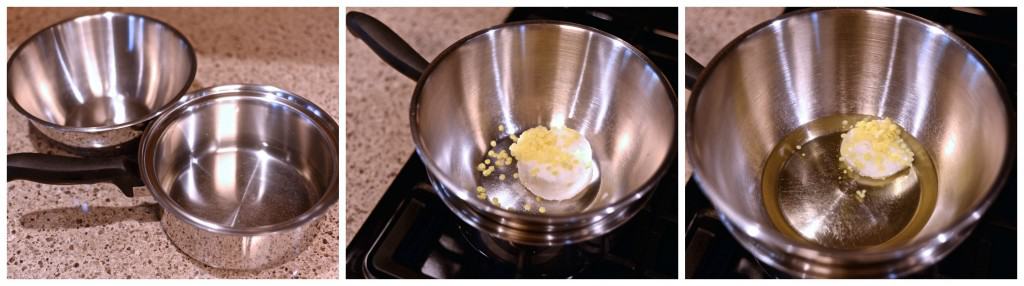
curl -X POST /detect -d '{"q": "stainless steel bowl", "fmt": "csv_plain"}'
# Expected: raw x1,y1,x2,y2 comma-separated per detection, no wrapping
8,11,196,149
687,8,1011,277
140,84,339,269
415,22,676,246
348,12,676,246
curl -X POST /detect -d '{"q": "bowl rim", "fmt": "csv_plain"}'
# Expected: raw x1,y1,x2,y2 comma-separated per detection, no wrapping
685,7,1014,265
7,11,198,133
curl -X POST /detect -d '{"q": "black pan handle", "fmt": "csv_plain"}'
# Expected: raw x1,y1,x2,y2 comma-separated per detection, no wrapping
684,53,705,90
346,11,429,80
7,153,144,197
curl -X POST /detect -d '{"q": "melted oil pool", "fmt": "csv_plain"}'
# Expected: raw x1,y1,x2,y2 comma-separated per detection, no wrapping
762,115,937,250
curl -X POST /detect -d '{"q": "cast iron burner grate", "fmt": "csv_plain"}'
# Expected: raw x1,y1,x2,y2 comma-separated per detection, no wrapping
347,7,679,279
347,154,678,278
685,7,1017,279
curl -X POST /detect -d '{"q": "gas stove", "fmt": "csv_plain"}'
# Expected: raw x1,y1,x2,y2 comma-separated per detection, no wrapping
346,7,679,279
685,7,1017,278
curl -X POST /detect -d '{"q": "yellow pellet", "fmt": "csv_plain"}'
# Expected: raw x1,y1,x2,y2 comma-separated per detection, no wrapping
498,124,505,132
524,204,532,211
476,186,485,192
484,159,491,165
510,134,519,142
538,207,546,214
499,174,506,181
490,140,497,147
490,197,500,206
477,163,486,171
513,173,519,178
477,192,487,200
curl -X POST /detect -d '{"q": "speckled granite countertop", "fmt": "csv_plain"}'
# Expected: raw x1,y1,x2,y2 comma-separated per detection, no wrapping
684,7,782,65
683,7,781,180
344,7,511,244
6,7,339,278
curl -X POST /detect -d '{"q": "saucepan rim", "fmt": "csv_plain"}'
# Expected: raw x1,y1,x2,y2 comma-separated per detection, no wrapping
139,84,340,236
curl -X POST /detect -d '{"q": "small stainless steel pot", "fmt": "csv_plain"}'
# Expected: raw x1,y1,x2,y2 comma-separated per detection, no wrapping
8,84,339,270
347,12,676,245
686,8,1012,277
8,12,197,150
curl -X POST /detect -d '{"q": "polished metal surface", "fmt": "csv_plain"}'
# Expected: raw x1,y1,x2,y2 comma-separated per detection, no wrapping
412,22,676,245
8,12,196,148
687,8,1010,277
759,114,939,250
31,120,143,150
139,84,339,269
161,207,322,270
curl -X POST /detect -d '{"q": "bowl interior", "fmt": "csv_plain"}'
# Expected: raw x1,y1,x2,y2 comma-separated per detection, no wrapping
689,9,1008,250
414,23,676,216
8,12,195,128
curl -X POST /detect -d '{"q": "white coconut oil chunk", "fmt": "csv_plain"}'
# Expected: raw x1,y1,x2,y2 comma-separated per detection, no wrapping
839,118,914,179
509,126,596,201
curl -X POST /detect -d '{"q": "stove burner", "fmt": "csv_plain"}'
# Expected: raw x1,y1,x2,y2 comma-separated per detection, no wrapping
347,154,679,278
458,224,591,277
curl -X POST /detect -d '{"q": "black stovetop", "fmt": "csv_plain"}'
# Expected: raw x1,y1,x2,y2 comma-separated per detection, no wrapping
347,155,678,278
347,7,679,279
685,7,1017,279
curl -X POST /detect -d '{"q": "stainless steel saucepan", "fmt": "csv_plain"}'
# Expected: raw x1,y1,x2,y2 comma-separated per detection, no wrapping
347,12,676,245
686,8,1012,277
8,84,339,270
8,12,197,150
